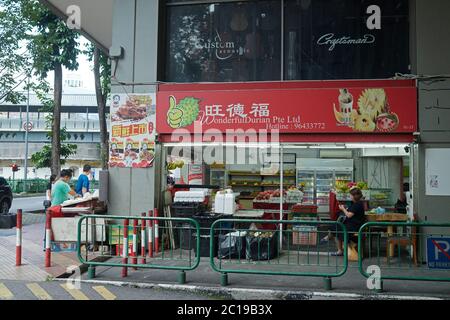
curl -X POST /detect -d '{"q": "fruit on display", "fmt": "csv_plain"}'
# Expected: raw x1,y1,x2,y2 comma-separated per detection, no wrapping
254,189,287,201
167,96,200,128
356,181,369,190
167,160,185,170
335,180,350,193
336,180,369,193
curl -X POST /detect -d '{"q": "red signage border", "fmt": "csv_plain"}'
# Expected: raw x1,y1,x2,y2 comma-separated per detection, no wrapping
157,80,417,142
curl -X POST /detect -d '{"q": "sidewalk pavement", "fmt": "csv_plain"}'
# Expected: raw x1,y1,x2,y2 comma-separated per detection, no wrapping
0,221,83,281
83,257,450,300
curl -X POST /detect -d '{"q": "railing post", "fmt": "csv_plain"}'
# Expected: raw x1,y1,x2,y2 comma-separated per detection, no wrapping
122,219,129,277
88,266,96,279
148,210,153,258
16,209,22,266
221,273,228,286
178,270,186,284
154,208,159,254
45,210,52,268
132,218,138,270
323,277,332,290
141,213,146,264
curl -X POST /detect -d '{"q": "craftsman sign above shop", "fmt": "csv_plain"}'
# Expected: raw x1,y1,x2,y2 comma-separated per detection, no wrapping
109,93,156,168
157,80,417,135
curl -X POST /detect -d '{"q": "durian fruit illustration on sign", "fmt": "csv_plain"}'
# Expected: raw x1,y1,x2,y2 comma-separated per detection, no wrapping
353,113,376,132
333,88,399,133
167,96,200,128
358,88,386,120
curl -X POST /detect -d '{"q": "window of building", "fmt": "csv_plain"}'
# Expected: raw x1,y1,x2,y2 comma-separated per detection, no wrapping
284,0,410,80
164,0,410,82
165,1,282,82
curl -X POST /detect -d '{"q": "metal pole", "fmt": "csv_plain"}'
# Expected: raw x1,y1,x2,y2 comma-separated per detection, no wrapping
16,209,23,266
279,145,284,251
24,77,30,193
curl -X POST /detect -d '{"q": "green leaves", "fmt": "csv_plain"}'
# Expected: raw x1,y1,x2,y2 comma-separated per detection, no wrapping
0,0,32,103
30,143,78,170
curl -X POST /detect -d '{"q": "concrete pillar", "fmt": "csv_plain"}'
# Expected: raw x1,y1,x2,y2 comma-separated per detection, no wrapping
108,0,159,216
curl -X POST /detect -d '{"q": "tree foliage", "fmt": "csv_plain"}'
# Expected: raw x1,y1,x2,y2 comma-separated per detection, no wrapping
0,0,31,104
1,0,81,173
19,0,81,174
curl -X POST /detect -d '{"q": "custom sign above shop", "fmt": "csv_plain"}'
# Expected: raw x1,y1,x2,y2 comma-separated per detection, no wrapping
157,80,417,136
109,93,156,168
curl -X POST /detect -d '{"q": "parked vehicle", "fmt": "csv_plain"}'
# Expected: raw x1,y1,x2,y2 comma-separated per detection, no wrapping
0,177,13,214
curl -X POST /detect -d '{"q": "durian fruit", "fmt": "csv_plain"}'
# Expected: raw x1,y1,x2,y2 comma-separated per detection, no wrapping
166,96,200,128
177,97,200,127
358,89,386,120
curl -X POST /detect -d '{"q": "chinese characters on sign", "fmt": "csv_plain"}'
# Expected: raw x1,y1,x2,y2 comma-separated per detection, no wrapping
206,103,270,119
196,101,323,130
109,94,156,168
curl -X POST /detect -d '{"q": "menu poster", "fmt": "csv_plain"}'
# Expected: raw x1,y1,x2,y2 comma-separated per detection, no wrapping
109,93,156,168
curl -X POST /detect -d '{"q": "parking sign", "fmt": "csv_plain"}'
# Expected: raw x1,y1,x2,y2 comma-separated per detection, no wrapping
427,237,450,269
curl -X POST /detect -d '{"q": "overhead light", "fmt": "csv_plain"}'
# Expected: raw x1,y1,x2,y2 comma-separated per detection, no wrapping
345,143,408,149
309,144,346,149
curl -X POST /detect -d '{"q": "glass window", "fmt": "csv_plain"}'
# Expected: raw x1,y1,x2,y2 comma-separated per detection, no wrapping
164,0,410,82
284,0,410,80
166,1,282,82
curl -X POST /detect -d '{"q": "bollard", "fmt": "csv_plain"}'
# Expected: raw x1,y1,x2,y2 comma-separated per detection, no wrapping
148,210,153,258
16,209,22,266
122,219,129,277
132,218,138,270
140,213,146,264
45,211,52,268
154,208,159,254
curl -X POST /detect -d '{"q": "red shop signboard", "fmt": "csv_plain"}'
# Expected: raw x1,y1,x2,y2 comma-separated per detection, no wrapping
157,80,417,137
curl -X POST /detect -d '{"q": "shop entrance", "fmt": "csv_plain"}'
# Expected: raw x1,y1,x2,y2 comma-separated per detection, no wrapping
159,142,413,258
161,143,412,215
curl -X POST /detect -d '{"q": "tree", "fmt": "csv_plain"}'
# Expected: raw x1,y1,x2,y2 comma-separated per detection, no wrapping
30,82,77,169
86,45,111,169
20,0,81,175
0,0,31,104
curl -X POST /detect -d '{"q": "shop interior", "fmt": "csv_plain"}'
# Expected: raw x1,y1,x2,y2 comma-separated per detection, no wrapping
162,143,412,221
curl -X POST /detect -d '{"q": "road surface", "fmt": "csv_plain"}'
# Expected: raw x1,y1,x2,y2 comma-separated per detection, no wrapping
10,196,46,214
0,279,213,300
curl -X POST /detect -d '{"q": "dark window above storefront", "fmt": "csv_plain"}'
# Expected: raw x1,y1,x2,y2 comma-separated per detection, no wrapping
164,0,410,83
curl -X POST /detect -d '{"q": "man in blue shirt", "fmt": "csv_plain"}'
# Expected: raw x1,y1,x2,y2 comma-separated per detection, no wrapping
75,165,92,196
